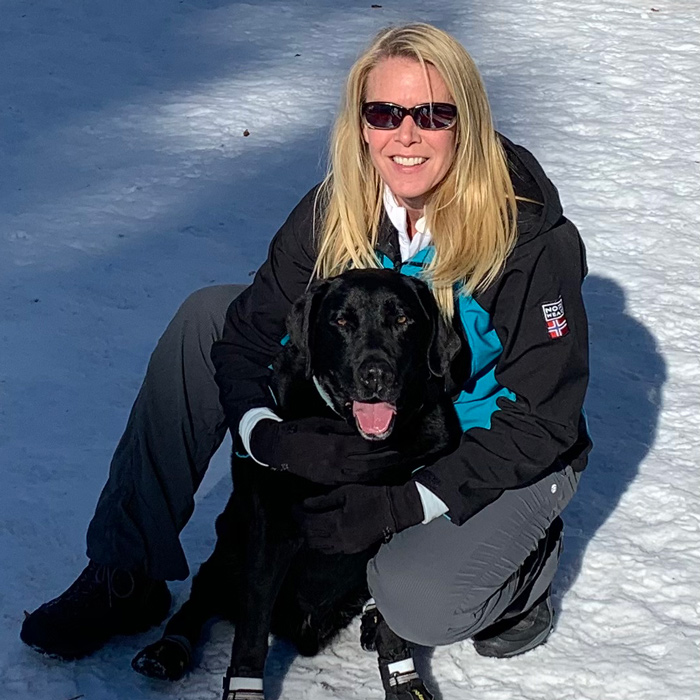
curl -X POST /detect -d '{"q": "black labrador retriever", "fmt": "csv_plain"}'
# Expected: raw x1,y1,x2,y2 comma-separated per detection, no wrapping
132,269,463,700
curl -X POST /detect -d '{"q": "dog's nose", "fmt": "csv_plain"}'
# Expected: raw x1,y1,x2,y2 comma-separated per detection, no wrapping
357,358,394,395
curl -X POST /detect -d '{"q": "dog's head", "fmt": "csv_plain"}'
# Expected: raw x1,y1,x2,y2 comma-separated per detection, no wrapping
283,269,461,441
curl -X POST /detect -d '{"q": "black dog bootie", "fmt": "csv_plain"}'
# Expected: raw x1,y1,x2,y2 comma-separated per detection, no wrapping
375,613,434,700
360,598,381,651
380,657,434,700
222,669,264,700
132,634,193,681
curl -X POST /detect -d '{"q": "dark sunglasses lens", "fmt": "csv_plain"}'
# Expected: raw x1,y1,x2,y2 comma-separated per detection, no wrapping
363,103,402,129
363,102,457,129
416,103,457,129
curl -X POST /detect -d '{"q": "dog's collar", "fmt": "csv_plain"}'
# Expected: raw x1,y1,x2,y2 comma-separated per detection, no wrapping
312,375,341,416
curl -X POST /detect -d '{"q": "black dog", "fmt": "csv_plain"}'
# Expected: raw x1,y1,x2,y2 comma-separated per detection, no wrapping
132,269,463,699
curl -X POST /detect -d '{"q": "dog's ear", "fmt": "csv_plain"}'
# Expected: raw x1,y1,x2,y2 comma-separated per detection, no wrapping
433,312,465,397
404,276,462,380
286,279,330,379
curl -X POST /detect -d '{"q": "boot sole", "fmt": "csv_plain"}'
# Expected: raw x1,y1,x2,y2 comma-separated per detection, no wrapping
473,596,554,659
473,620,553,658
21,594,171,661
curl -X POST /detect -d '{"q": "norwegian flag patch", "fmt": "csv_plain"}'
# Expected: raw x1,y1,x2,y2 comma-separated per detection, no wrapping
541,297,569,339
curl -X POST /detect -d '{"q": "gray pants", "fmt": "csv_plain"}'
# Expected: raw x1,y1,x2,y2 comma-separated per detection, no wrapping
86,285,580,645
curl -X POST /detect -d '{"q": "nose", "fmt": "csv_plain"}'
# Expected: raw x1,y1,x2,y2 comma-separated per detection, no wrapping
395,114,421,147
357,357,395,396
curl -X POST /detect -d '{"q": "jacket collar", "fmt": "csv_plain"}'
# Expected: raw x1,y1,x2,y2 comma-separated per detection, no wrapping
376,188,433,266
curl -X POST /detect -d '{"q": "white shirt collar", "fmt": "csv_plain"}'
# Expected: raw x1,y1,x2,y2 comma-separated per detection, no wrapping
382,187,432,262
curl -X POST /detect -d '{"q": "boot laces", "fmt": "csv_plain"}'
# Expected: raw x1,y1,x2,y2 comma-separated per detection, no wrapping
95,564,137,607
50,562,137,611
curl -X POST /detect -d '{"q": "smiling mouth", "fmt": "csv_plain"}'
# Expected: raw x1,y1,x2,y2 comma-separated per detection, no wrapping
391,156,427,167
352,400,397,441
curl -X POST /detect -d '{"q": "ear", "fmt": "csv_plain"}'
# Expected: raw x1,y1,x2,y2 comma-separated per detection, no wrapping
286,279,329,379
404,276,462,379
432,312,463,396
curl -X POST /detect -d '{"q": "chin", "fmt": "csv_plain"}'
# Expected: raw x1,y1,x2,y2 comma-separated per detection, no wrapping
385,177,438,205
388,185,429,205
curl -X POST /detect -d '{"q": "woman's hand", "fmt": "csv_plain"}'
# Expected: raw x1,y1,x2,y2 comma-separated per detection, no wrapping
297,482,425,554
249,417,405,485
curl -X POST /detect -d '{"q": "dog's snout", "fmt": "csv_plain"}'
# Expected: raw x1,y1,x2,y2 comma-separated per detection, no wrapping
357,357,395,395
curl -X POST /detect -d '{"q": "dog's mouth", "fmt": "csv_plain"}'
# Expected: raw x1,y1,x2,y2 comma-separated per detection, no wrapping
352,400,397,441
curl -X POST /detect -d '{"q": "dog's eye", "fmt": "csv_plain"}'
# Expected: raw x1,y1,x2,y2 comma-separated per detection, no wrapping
396,315,408,325
335,317,348,327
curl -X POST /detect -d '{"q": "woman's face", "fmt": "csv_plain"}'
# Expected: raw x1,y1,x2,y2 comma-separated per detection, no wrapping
362,56,457,213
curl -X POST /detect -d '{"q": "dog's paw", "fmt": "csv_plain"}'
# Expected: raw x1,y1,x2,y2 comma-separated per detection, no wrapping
223,691,264,700
222,673,264,700
360,601,380,652
386,679,434,700
131,635,192,681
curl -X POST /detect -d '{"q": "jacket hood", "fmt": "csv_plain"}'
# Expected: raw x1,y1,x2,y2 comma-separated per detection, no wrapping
499,134,564,247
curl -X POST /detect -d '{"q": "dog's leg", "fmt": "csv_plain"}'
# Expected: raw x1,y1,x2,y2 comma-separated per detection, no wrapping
360,598,380,651
374,615,434,700
222,514,300,700
132,596,207,681
133,499,244,682
132,542,240,680
271,547,372,656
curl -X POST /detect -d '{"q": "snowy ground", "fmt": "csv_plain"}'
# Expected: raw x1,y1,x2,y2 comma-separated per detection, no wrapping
1,0,699,698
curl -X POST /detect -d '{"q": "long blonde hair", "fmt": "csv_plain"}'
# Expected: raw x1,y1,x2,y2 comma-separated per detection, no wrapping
313,23,518,316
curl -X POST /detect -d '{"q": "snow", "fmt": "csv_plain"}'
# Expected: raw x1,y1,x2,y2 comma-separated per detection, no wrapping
1,0,699,698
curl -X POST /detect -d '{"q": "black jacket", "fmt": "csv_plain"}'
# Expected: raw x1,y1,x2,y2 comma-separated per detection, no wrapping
211,136,591,525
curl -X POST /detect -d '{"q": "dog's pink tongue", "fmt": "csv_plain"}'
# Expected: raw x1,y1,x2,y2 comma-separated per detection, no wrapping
352,401,396,436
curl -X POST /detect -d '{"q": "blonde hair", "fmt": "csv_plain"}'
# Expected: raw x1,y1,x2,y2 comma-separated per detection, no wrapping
313,23,518,316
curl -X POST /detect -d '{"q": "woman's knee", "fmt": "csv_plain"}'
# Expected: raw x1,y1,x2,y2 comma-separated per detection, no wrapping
148,285,246,372
367,558,460,647
174,285,245,329
368,559,508,646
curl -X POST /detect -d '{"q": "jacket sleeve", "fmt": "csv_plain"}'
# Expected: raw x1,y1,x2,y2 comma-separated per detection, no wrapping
414,219,590,525
211,186,319,430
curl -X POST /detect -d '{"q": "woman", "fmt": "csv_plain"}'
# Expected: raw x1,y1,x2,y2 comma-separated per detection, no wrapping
22,22,591,686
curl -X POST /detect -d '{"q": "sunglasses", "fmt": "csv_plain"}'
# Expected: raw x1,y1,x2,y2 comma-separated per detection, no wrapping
362,101,458,130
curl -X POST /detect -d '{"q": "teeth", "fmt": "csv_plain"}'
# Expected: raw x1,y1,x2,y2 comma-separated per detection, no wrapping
392,156,426,166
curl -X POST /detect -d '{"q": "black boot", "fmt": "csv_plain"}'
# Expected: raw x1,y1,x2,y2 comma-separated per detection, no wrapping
472,587,554,658
21,561,171,660
473,517,563,659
